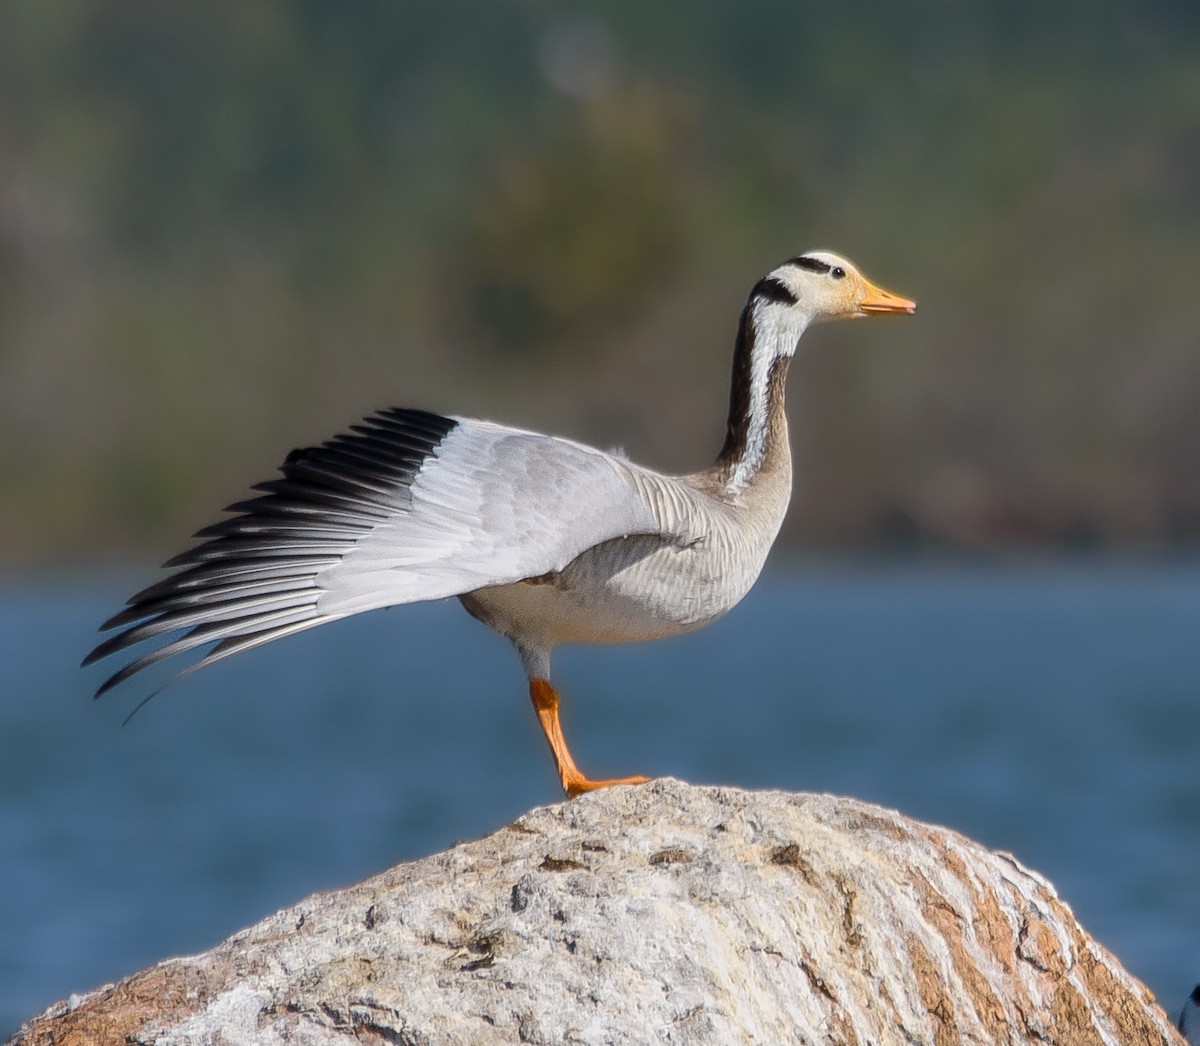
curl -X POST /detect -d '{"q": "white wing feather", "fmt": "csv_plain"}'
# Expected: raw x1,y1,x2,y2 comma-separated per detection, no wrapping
86,408,670,696
315,419,667,613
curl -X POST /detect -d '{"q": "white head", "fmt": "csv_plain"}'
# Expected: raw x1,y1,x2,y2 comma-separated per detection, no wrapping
750,249,916,339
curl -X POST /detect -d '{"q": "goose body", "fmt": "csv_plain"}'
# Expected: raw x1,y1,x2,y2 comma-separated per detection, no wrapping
460,422,790,653
87,251,915,796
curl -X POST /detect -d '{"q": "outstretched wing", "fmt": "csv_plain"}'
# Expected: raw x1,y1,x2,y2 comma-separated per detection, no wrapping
85,407,665,697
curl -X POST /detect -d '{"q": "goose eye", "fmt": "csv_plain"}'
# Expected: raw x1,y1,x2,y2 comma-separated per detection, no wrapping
831,266,846,280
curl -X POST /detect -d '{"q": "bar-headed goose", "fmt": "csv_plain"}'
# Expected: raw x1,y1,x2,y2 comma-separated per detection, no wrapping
86,251,915,797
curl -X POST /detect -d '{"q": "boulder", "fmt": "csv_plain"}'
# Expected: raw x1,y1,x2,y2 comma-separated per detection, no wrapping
8,779,1183,1045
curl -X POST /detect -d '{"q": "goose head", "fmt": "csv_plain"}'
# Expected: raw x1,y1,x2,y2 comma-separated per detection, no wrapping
755,250,917,328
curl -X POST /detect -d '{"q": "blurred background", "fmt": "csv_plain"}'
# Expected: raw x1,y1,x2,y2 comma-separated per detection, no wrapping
2,0,1199,1037
4,0,1200,564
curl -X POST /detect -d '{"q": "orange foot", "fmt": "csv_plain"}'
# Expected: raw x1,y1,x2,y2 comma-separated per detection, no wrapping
529,678,651,800
561,770,651,801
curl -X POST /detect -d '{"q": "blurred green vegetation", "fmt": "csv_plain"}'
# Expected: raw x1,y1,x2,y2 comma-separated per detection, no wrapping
2,1,1199,567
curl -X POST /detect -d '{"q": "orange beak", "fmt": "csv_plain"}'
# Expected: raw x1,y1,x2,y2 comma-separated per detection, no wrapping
860,280,917,315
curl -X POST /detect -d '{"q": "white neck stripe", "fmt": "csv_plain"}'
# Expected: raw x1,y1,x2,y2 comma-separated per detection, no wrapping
728,302,811,491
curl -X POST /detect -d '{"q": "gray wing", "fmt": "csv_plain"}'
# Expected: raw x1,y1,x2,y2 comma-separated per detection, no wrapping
85,407,668,697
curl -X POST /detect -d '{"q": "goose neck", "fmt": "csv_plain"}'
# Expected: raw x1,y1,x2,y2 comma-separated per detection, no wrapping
715,304,805,492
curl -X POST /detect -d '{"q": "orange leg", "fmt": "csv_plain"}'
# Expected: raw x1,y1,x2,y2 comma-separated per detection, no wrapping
528,678,650,799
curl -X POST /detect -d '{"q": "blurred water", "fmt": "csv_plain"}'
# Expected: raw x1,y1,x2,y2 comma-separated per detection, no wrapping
2,563,1199,1035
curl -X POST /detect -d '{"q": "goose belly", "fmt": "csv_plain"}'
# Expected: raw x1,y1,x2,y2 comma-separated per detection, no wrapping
460,534,763,648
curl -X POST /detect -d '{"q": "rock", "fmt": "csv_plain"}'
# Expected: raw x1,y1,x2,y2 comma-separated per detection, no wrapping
8,779,1184,1045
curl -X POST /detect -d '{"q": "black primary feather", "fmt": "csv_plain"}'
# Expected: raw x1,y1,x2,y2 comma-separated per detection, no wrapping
85,407,458,708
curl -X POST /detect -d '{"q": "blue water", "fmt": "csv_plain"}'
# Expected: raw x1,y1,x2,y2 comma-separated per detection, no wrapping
2,563,1199,1035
